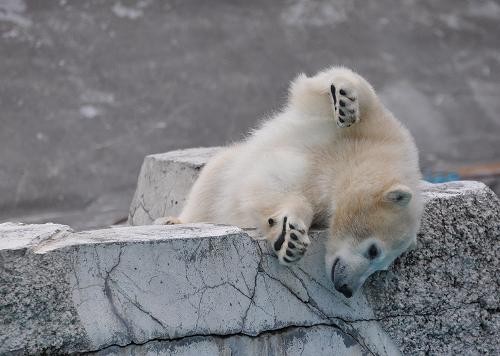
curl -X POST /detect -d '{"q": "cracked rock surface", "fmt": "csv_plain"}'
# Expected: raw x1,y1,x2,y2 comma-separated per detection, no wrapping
1,223,397,355
365,181,500,355
1,148,498,355
128,147,222,226
126,147,500,355
90,324,368,356
0,223,89,354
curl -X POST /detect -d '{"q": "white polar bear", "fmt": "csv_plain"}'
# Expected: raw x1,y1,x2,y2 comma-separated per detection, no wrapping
156,66,423,298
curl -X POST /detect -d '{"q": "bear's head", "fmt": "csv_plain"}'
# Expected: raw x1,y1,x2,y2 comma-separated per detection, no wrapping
325,182,423,298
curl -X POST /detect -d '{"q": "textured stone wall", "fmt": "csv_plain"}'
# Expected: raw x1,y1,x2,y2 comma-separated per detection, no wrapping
365,182,500,355
128,147,221,226
1,148,499,355
128,147,500,355
1,223,397,355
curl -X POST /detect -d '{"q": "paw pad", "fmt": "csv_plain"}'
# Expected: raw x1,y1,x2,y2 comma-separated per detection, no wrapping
269,216,310,265
330,84,359,128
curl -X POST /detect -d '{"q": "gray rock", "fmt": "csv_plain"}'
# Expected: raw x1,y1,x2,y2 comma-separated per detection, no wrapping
0,222,398,355
128,147,222,226
1,148,498,355
89,325,368,356
127,147,500,355
365,181,500,355
0,223,89,354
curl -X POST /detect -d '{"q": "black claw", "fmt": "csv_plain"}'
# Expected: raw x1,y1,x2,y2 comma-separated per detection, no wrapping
339,100,346,107
273,217,287,251
339,109,345,116
288,242,296,249
339,89,346,95
290,232,298,241
338,117,345,123
286,249,294,257
330,84,337,106
289,223,295,230
268,218,275,226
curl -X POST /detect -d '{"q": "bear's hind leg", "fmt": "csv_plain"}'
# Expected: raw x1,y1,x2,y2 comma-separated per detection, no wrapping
154,216,183,225
329,80,360,128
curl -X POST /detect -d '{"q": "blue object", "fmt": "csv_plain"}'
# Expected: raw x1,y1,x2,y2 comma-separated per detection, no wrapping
424,171,461,183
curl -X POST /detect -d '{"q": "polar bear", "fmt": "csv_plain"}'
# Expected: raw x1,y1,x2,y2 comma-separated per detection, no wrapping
156,66,423,298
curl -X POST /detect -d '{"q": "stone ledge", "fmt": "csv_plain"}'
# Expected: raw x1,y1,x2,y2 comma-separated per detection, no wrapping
1,222,397,355
126,147,500,355
1,148,499,355
128,147,222,226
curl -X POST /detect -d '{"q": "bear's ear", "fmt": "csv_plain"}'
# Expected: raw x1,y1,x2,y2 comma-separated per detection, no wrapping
383,184,412,207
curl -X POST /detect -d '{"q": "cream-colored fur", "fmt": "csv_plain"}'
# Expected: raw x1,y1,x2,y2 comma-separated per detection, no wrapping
157,66,423,298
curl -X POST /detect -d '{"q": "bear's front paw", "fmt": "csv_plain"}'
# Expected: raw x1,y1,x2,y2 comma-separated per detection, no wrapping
267,216,310,265
330,83,359,128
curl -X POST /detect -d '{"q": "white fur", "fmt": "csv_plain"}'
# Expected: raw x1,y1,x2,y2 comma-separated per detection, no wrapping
159,66,423,296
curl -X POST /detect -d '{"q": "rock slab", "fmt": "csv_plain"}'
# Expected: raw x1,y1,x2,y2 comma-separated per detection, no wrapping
128,147,500,355
1,147,498,355
1,222,396,355
128,147,222,226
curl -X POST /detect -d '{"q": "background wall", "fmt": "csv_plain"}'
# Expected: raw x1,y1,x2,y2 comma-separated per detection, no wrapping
1,0,499,229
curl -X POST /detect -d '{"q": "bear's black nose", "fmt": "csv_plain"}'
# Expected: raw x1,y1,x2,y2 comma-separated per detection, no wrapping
336,284,353,298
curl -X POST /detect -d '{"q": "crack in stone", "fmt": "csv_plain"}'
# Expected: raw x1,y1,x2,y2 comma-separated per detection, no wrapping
241,245,263,328
230,239,253,295
132,194,154,222
236,241,379,355
112,285,169,331
194,289,206,332
163,186,175,217
75,232,391,355
147,274,159,286
257,269,377,355
249,241,379,355
233,237,277,329
102,247,133,338
295,265,351,309
118,271,151,295
286,268,311,302
82,322,364,355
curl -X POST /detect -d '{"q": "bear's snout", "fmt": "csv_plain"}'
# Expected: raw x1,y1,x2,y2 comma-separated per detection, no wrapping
336,283,353,298
331,257,353,298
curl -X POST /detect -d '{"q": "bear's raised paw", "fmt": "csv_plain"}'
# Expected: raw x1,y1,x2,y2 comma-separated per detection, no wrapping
330,83,359,128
